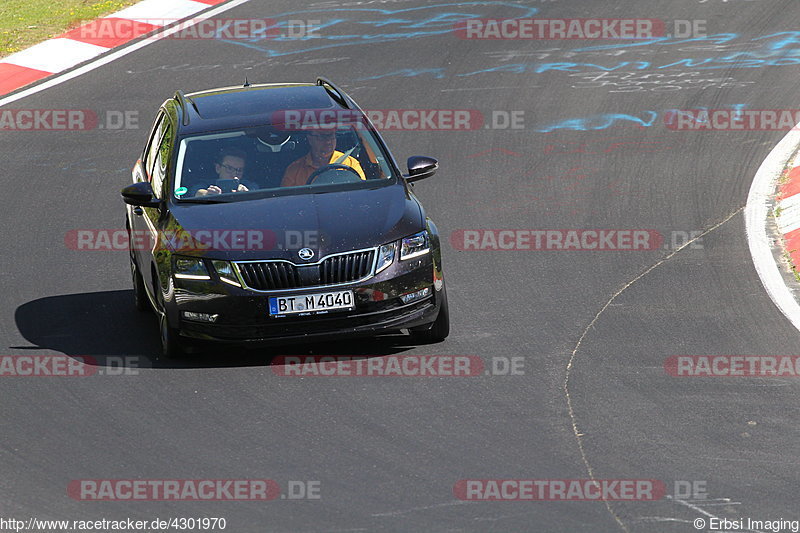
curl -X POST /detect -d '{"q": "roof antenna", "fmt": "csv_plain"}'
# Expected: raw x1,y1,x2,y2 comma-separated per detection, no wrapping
243,76,250,87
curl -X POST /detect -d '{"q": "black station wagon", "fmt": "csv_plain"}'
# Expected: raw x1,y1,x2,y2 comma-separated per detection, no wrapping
122,78,449,357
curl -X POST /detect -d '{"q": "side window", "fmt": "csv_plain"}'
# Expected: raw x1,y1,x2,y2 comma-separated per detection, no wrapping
150,123,173,199
144,114,165,177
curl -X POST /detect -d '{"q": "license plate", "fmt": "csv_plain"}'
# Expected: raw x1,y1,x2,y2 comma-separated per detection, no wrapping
269,290,355,316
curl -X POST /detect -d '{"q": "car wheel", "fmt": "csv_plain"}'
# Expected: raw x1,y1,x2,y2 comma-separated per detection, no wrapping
155,284,184,359
159,309,185,359
130,257,150,313
411,286,450,343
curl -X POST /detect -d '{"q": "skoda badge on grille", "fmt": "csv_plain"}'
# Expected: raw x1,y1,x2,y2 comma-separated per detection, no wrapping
298,248,315,261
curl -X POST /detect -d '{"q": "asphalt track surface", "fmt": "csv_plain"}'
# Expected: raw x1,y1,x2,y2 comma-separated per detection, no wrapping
3,1,800,531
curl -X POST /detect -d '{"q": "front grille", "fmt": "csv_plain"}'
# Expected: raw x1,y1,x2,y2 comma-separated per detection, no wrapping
320,250,374,285
235,249,376,291
237,262,300,290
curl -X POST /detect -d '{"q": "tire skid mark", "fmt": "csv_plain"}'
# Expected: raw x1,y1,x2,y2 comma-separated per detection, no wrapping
562,205,744,532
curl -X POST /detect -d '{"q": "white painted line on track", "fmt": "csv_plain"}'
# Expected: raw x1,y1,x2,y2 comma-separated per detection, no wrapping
0,0,252,108
745,122,800,332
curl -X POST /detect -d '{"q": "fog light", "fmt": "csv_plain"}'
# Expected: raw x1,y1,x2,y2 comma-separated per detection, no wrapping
182,311,219,323
400,287,431,304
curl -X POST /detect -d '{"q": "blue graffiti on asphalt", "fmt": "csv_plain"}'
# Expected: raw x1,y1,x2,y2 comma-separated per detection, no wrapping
359,67,447,80
217,2,540,57
535,105,748,132
359,60,656,80
572,31,800,53
569,33,739,52
357,32,800,81
213,5,800,87
536,112,660,133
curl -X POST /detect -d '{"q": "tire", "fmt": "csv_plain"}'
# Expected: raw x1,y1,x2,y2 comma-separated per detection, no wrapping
130,257,150,313
155,282,184,359
411,287,450,343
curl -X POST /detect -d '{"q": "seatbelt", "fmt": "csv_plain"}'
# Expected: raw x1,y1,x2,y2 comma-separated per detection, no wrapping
332,146,356,165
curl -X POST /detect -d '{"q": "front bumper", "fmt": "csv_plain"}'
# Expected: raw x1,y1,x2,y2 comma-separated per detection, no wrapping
169,255,442,345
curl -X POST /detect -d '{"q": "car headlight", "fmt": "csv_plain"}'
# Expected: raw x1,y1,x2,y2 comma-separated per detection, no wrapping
212,260,242,287
376,242,396,273
174,256,211,280
401,231,430,260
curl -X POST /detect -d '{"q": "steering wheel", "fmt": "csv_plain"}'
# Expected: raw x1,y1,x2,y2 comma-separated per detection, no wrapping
305,164,362,185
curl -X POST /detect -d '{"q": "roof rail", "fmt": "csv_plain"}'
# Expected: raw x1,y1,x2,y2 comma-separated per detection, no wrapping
173,90,198,126
316,77,351,109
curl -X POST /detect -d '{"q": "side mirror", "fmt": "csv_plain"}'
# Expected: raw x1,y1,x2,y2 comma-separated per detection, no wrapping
121,181,160,207
405,156,438,183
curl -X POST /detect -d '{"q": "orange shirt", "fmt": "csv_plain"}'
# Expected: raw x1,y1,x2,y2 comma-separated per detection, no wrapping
281,151,365,187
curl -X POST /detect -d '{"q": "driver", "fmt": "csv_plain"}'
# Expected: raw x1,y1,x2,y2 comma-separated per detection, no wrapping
280,130,365,187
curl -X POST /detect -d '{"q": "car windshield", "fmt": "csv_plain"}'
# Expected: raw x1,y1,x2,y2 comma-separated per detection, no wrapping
172,118,395,202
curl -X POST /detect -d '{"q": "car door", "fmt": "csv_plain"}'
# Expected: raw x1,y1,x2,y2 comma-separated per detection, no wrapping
131,110,174,298
129,112,163,282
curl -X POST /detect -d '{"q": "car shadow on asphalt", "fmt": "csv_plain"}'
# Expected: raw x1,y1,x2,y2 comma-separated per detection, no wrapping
13,290,421,370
